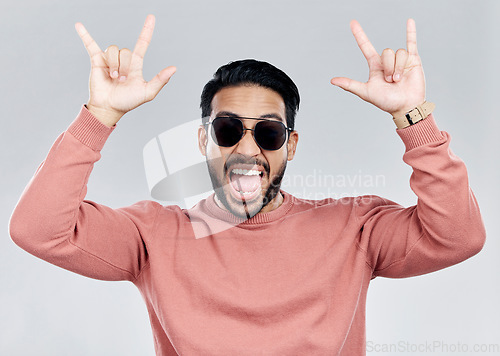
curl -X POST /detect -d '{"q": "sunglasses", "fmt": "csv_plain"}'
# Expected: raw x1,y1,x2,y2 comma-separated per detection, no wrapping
204,116,293,151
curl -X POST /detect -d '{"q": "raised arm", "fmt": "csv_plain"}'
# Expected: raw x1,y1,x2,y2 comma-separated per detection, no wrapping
331,19,485,276
9,15,175,281
331,19,425,118
75,14,176,126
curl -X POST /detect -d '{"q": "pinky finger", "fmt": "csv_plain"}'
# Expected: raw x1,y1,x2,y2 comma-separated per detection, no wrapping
145,66,177,102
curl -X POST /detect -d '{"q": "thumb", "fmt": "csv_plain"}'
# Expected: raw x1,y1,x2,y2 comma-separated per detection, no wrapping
145,66,177,102
330,77,367,101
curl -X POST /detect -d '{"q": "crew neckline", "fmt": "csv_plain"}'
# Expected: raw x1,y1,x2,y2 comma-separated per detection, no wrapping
204,190,294,225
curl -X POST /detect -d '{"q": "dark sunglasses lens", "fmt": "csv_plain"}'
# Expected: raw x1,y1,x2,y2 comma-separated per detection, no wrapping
255,121,287,150
211,117,243,147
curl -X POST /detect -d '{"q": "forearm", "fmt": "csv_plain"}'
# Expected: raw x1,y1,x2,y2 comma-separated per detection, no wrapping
86,103,124,128
364,115,486,278
9,106,149,281
10,106,109,242
400,115,484,247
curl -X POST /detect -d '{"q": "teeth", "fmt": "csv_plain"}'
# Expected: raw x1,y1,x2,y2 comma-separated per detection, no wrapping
231,169,261,176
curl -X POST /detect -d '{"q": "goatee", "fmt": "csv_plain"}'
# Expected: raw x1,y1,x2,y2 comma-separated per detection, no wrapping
206,154,286,219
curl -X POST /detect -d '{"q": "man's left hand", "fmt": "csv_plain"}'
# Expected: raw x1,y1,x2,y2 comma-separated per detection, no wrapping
331,19,425,118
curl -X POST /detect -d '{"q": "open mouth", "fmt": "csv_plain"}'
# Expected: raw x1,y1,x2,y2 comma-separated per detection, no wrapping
228,166,264,201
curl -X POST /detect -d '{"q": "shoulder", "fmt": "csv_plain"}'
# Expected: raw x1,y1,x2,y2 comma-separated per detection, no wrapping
116,200,187,225
285,192,400,218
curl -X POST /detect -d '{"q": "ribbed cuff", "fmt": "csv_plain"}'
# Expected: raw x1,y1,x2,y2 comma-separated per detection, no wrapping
396,114,445,152
67,104,115,151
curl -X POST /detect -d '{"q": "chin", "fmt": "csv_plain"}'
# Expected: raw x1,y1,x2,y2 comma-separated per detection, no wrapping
207,155,287,219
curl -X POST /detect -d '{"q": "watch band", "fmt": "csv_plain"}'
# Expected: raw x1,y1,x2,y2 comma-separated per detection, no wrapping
393,101,435,129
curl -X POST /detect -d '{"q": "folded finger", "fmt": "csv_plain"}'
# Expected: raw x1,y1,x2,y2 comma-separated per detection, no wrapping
393,49,408,82
381,48,395,82
103,45,120,79
118,48,132,81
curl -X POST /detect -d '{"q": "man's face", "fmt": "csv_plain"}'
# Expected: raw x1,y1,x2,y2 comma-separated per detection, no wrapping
198,85,298,219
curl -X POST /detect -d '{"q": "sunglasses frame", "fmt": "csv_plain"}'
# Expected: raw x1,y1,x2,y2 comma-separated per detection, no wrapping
203,116,294,151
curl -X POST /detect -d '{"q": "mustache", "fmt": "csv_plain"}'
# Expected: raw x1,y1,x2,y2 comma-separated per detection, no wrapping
224,154,270,175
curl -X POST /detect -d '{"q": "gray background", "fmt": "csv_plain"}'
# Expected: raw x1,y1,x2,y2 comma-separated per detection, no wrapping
2,0,499,355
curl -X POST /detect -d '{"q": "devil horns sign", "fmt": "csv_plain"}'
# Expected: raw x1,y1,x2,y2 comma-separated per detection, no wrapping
75,15,176,127
331,19,426,119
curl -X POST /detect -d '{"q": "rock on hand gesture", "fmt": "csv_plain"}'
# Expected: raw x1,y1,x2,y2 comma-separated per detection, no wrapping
75,15,176,127
331,19,426,119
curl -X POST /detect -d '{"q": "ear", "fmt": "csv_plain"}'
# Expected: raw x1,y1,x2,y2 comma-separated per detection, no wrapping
286,130,299,161
198,125,208,156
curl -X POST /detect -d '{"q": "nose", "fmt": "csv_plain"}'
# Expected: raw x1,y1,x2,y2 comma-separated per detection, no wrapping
235,128,261,156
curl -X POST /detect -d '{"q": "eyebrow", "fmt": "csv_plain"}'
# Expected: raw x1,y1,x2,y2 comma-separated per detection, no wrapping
214,111,284,121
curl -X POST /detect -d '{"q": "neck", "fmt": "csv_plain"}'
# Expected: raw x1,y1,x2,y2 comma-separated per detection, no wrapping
260,191,284,213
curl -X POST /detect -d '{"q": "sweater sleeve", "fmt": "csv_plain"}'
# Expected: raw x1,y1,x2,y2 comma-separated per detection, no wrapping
9,105,160,282
359,114,486,278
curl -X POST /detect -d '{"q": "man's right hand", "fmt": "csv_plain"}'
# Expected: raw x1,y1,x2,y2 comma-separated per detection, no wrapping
75,15,176,127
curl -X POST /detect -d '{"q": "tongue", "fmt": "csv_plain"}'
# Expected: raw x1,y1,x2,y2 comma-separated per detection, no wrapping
230,174,261,193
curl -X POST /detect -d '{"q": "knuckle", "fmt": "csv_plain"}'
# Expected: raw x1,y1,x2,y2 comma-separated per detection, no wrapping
396,48,408,56
382,48,395,55
105,44,119,53
138,35,151,44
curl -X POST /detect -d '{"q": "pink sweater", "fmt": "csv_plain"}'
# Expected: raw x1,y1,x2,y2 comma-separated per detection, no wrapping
10,105,485,355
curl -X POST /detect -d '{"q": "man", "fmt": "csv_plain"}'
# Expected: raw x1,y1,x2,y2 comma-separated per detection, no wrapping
9,14,485,355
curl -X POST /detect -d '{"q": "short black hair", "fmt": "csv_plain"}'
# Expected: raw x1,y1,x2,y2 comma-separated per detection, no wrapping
200,59,300,130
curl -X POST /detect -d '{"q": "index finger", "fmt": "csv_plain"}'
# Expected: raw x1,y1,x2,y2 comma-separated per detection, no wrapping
75,22,103,60
133,14,155,59
406,18,418,55
350,20,379,65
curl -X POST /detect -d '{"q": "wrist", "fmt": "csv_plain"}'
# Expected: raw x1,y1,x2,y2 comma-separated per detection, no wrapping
86,103,124,128
392,101,435,129
390,107,416,119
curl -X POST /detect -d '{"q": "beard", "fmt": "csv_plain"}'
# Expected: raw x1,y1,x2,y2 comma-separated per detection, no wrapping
206,154,287,220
